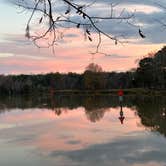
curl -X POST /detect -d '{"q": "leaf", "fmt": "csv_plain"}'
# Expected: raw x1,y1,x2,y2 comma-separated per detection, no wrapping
83,13,86,19
39,17,43,24
26,25,29,31
56,16,61,21
78,6,83,10
88,36,92,42
25,25,30,38
139,29,146,38
65,9,70,14
77,23,80,28
76,10,81,14
76,6,83,14
86,29,91,35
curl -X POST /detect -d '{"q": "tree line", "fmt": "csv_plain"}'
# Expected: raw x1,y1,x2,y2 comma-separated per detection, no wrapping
0,46,165,94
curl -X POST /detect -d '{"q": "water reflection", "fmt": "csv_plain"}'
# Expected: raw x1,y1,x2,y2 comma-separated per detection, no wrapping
0,95,166,166
119,105,125,124
0,95,165,133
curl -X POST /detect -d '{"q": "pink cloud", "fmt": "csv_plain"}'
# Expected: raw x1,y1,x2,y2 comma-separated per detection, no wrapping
0,30,164,74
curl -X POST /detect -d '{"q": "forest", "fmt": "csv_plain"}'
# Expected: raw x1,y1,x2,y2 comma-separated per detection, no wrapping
0,46,165,95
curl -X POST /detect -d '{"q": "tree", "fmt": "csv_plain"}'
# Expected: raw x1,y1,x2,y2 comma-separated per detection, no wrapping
135,96,166,137
153,46,166,88
135,46,166,89
83,63,106,90
137,57,154,88
85,63,103,73
12,0,144,53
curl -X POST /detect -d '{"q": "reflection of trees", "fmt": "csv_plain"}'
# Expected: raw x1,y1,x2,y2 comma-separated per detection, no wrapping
135,96,166,137
0,95,166,135
53,108,62,116
0,95,118,122
53,107,68,116
85,108,107,123
82,96,110,122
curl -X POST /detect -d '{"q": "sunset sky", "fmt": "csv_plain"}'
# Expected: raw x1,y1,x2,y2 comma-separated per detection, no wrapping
0,0,166,74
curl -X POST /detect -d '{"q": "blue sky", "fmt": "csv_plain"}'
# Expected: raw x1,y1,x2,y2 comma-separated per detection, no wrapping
0,1,27,35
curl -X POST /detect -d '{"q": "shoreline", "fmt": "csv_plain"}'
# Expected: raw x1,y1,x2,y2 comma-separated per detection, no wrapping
50,88,166,96
0,88,166,96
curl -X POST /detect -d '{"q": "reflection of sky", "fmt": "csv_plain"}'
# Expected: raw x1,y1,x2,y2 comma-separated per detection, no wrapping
0,106,166,166
0,1,166,74
50,132,166,166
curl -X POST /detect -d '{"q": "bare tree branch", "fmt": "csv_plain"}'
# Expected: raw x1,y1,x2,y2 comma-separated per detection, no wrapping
12,0,140,54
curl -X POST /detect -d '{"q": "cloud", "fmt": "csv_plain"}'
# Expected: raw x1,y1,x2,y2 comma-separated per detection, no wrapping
3,0,166,45
103,54,130,59
1,0,166,73
0,34,164,74
49,131,166,166
65,140,81,145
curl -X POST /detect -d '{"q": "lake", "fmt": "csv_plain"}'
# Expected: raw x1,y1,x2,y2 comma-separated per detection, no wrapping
0,95,166,166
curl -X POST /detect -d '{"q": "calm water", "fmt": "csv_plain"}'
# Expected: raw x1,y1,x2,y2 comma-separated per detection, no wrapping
0,95,166,166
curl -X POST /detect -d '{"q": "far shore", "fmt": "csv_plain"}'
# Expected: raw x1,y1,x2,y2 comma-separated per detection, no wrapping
50,88,166,96
1,88,166,96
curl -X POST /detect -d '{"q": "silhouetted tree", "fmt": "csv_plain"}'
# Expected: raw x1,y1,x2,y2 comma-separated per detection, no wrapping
85,63,103,73
135,46,166,89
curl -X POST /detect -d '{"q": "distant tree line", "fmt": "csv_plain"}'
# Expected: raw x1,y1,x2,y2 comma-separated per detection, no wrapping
0,46,165,94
